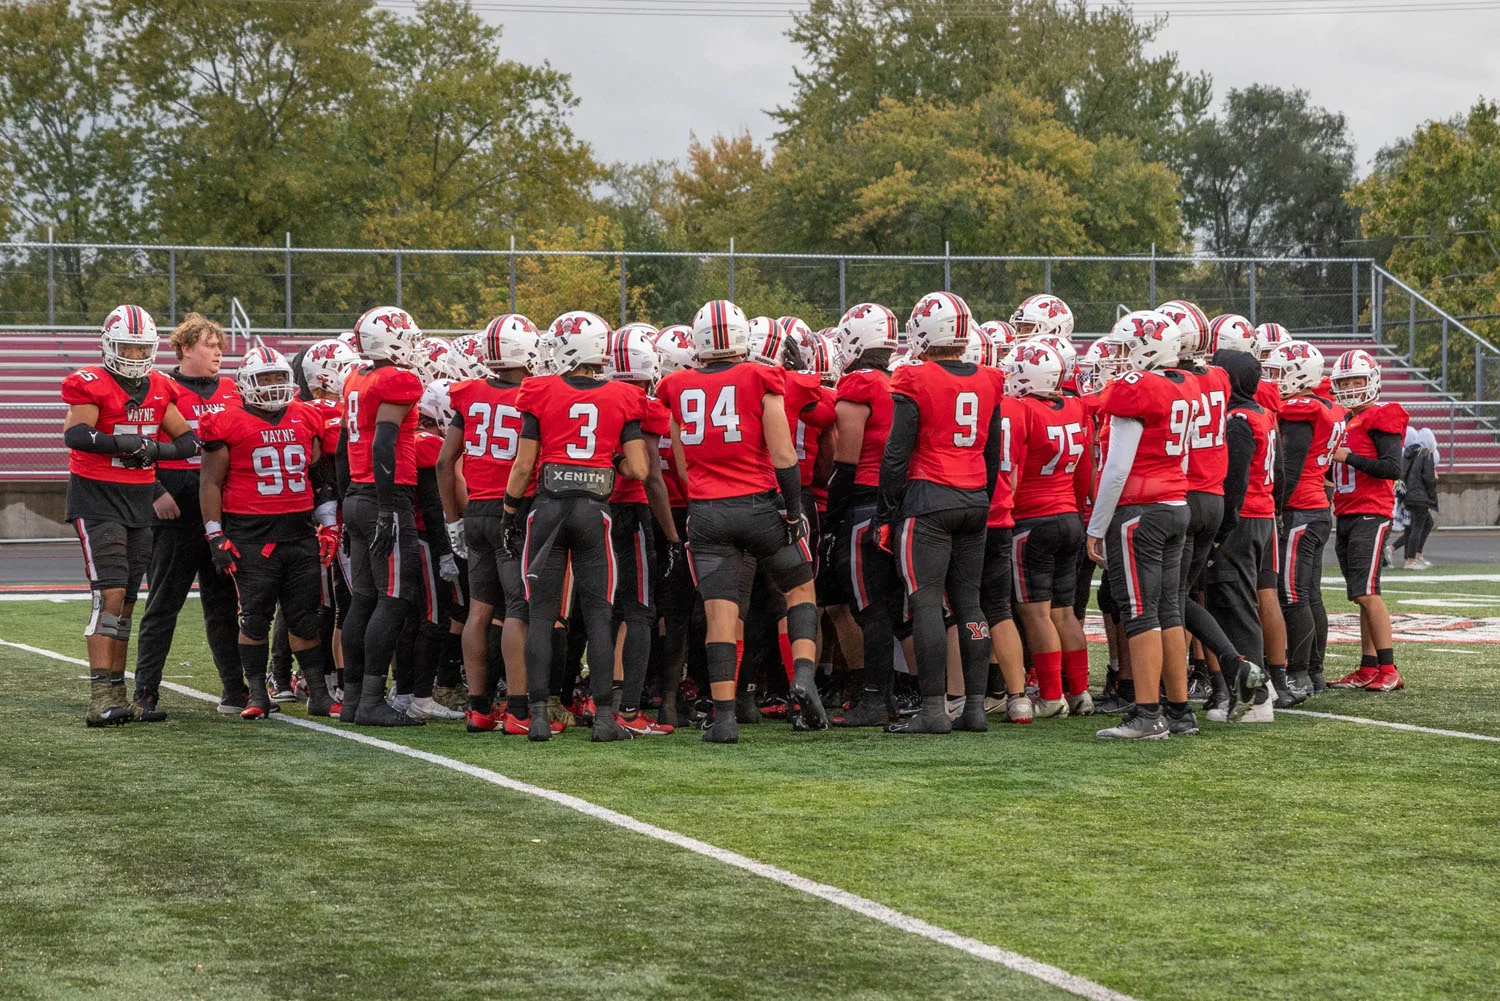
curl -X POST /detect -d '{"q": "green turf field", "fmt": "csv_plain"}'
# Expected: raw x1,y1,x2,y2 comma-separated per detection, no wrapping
3,575,1500,1001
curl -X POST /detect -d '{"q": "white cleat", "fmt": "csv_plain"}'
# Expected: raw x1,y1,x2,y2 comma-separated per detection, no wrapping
1005,695,1034,724
1237,684,1276,723
407,697,465,721
1032,697,1069,719
945,696,967,721
1066,691,1095,717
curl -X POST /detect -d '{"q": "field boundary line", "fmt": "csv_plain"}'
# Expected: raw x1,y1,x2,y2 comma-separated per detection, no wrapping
0,636,1137,1001
1279,708,1500,743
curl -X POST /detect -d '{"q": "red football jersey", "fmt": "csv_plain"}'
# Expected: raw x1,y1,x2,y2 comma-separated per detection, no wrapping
201,401,322,516
657,362,785,501
157,375,237,470
1229,404,1278,519
305,396,344,456
516,375,646,470
611,388,670,504
61,366,178,485
987,393,1023,529
660,433,687,508
836,367,894,488
891,361,998,491
1186,366,1230,495
1098,368,1197,506
1255,379,1282,415
1011,392,1093,518
343,364,422,486
792,375,836,489
449,378,531,501
1332,401,1410,516
1279,394,1347,511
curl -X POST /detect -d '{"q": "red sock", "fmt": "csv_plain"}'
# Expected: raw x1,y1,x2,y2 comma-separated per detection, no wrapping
1061,648,1090,696
734,639,744,684
1035,649,1063,701
778,632,795,686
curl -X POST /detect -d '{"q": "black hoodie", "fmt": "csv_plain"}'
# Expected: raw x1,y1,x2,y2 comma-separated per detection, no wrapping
1212,349,1263,541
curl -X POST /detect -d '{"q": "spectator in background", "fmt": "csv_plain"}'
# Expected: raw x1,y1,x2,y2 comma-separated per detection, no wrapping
1401,427,1439,569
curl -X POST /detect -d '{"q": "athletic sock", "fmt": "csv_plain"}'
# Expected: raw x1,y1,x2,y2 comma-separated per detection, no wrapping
238,642,269,687
1034,649,1063,701
1134,700,1162,718
469,693,493,714
506,694,529,717
734,639,744,684
1061,648,1090,696
778,632,795,686
1360,653,1378,669
1118,678,1135,702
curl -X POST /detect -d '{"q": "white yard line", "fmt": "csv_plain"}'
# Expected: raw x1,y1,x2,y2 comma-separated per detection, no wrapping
2,636,1136,1001
1279,708,1500,744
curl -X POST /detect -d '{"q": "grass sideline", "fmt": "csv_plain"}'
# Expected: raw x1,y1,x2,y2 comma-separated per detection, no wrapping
3,596,1500,1001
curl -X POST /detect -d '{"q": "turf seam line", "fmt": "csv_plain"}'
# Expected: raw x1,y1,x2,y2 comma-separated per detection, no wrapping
1279,708,1500,743
2,636,1137,1001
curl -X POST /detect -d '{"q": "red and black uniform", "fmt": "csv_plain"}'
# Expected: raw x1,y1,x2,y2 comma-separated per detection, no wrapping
608,384,670,714
1333,400,1409,600
878,358,1001,714
135,371,242,701
61,365,178,614
449,376,530,622
786,370,834,564
515,374,646,711
1276,392,1347,674
1088,368,1197,638
392,426,458,704
1009,393,1092,607
981,391,1023,626
1205,350,1279,672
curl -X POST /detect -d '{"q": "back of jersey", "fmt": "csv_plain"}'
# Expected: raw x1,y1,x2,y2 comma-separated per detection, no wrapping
1186,366,1229,495
836,366,894,488
658,361,782,501
892,360,997,490
1100,368,1197,506
1280,394,1346,510
1012,393,1090,518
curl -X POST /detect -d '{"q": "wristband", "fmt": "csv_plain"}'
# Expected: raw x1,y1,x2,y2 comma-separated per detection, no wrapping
204,520,223,537
504,492,525,509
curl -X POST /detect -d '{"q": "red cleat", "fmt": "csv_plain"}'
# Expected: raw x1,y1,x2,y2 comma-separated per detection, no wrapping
568,696,596,726
328,701,343,716
466,708,500,732
1329,666,1379,689
1364,668,1405,692
617,712,674,736
240,706,267,721
501,712,533,735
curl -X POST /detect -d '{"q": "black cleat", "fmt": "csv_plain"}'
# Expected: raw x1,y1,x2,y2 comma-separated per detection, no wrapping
702,716,740,744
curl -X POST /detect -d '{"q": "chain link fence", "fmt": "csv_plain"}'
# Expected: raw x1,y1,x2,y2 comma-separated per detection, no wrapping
0,240,1373,336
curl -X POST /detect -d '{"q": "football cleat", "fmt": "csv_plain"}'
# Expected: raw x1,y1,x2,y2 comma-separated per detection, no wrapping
1066,691,1095,717
1238,686,1275,723
240,705,268,721
564,695,594,727
1364,668,1405,692
617,712,674,736
1005,695,1034,724
408,697,465,721
945,695,967,721
1096,711,1170,740
832,699,893,728
268,684,297,703
465,708,500,732
547,695,576,728
1164,704,1199,735
1033,697,1069,719
1329,666,1379,689
735,690,763,724
758,694,789,719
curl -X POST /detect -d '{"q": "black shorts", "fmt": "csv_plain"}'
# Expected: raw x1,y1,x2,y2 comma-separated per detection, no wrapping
343,486,422,603
73,516,151,600
1103,502,1190,637
687,492,814,609
1280,508,1331,608
1180,491,1224,603
1011,512,1083,606
521,494,613,622
1209,516,1274,593
1336,514,1392,600
466,506,529,622
1256,522,1281,593
981,526,1014,624
611,502,656,618
233,535,322,641
1072,543,1096,620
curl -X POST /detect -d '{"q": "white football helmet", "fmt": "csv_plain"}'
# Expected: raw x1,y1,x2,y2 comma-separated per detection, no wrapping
100,305,160,380
415,338,452,386
655,324,698,374
1029,332,1077,371
1005,341,1066,397
355,306,423,367
1263,340,1325,396
482,314,543,375
980,320,1017,353
805,330,843,386
302,338,359,395
963,327,1000,367
907,291,974,354
1209,314,1259,356
1331,349,1381,408
1097,310,1181,377
1157,300,1211,361
1076,339,1108,396
1010,294,1074,338
337,329,361,356
605,325,660,383
691,300,750,363
549,310,612,371
418,378,455,430
775,316,815,359
445,334,490,381
1255,322,1290,362
837,302,900,362
236,345,297,410
747,316,787,366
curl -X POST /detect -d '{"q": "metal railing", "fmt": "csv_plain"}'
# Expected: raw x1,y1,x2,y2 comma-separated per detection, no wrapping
1371,264,1500,406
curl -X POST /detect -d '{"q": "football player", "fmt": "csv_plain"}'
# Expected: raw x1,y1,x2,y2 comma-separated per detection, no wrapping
657,300,823,743
649,325,700,726
505,311,653,742
878,292,1001,734
199,347,334,719
1086,310,1199,739
133,313,242,717
339,306,428,727
1011,294,1075,340
63,305,199,726
1328,350,1409,691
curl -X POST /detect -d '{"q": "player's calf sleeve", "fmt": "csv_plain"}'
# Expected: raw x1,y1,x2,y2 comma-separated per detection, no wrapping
777,631,795,686
436,632,464,689
1061,648,1090,696
548,625,569,696
619,615,653,713
706,641,737,686
485,621,505,701
415,622,446,699
1034,649,1063,701
1284,603,1314,670
238,642,270,689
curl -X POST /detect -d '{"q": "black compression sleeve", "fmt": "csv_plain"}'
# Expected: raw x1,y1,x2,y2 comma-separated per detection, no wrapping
155,431,200,462
877,394,919,524
826,461,856,526
1276,419,1313,512
983,404,1002,498
619,419,643,444
520,413,540,440
1345,429,1402,480
1218,415,1255,543
417,466,448,554
775,462,802,516
64,423,134,455
335,424,350,501
373,420,399,510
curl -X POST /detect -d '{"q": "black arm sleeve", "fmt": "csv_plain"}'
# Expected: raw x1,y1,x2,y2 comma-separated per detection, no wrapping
373,420,399,510
775,462,802,516
1217,415,1256,543
1276,419,1313,513
64,424,136,455
826,461,856,526
154,431,200,462
335,424,350,501
416,466,449,555
983,404,1002,499
877,394,920,524
521,413,540,440
619,419,642,444
1344,430,1402,480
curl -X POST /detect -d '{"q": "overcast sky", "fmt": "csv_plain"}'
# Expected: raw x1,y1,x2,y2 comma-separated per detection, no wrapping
479,5,1500,173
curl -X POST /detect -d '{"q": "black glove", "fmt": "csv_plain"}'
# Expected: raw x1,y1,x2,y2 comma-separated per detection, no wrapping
207,531,240,575
780,508,805,547
663,540,685,580
817,528,837,571
120,437,162,469
502,510,526,561
370,509,396,560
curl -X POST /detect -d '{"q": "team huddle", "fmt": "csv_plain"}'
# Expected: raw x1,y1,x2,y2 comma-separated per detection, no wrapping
62,290,1409,741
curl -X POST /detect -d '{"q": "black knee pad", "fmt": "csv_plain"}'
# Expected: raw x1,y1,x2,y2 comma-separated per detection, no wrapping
785,601,818,645
240,612,270,643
